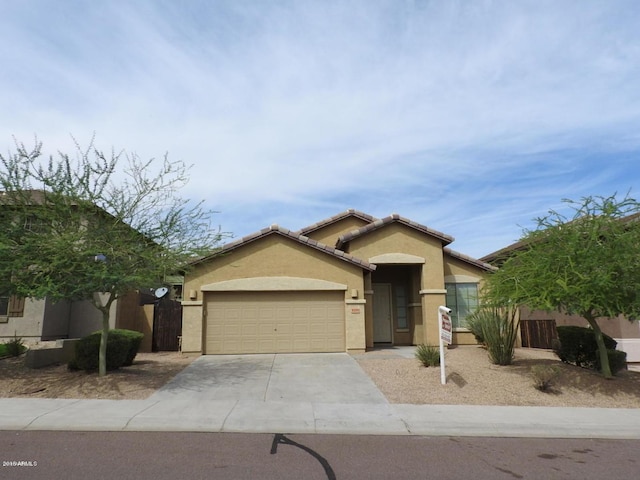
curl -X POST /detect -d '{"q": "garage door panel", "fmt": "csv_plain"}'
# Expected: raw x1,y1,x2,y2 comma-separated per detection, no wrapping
205,291,345,354
258,323,275,335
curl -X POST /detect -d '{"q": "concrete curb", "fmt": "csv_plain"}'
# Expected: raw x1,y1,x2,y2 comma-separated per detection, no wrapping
2,398,640,439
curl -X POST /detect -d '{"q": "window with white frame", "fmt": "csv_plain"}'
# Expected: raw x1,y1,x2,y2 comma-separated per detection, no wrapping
445,283,479,329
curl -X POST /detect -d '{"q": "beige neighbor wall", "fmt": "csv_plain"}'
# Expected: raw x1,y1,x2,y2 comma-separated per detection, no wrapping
68,294,118,339
115,291,154,353
345,223,446,347
520,306,640,362
182,234,367,354
41,298,72,340
443,254,488,346
0,298,47,344
304,217,372,246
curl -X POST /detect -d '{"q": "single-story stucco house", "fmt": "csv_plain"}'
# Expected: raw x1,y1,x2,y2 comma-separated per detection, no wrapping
180,210,495,355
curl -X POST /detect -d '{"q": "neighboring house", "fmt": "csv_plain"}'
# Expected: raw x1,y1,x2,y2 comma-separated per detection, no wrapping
0,286,141,345
181,210,495,355
481,228,640,362
0,190,182,352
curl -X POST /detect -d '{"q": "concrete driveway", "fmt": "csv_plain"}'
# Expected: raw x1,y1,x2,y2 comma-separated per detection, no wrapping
150,353,389,404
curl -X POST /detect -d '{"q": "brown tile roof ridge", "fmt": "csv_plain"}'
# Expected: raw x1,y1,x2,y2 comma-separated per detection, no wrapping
444,247,497,272
295,209,379,235
479,239,527,264
191,224,376,271
481,211,640,264
336,213,454,249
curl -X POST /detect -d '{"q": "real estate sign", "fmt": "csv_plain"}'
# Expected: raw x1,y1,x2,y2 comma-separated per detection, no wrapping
438,305,452,385
440,312,452,344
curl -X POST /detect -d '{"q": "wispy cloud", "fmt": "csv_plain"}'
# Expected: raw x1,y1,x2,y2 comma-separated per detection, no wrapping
1,0,639,257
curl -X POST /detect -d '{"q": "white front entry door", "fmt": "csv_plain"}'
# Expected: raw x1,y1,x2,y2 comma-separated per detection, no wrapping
372,283,392,343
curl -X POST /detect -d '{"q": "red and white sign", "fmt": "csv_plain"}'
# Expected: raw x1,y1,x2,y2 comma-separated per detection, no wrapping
438,306,452,385
440,313,452,344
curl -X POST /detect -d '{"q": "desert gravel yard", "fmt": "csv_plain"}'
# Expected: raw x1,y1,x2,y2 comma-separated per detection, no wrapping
0,352,195,399
356,346,640,408
1,346,639,407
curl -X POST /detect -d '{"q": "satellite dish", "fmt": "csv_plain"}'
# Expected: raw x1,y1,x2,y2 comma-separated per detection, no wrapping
154,287,169,299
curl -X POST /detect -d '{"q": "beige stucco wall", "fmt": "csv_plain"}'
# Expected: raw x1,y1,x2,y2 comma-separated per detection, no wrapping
186,235,365,294
41,298,71,340
1,294,123,344
115,292,154,352
181,301,204,354
183,234,368,354
520,307,640,361
345,299,367,352
346,223,448,346
0,298,47,343
68,295,117,338
444,253,490,345
521,307,640,339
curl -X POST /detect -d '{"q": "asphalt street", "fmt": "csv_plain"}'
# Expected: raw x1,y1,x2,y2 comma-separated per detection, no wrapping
1,431,639,480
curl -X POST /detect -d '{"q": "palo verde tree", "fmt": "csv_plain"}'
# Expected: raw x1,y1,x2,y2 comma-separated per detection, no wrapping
0,137,223,376
482,193,640,378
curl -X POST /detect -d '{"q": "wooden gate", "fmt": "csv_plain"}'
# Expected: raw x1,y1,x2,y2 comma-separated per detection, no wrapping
152,297,183,351
520,319,557,349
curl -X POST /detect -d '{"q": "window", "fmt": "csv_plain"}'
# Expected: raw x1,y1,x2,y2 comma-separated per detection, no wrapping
0,295,24,317
395,285,408,330
23,214,48,233
445,283,479,329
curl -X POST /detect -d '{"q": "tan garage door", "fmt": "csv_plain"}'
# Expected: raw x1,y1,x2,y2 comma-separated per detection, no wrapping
205,291,345,354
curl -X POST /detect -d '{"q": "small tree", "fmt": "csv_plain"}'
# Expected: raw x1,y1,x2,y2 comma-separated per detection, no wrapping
483,193,640,378
0,137,223,376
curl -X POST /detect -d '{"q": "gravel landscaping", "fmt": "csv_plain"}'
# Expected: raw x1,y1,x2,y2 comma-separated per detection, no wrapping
356,345,640,408
1,345,639,407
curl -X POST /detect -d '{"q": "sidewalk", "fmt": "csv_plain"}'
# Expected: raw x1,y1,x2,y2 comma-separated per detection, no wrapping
2,397,640,438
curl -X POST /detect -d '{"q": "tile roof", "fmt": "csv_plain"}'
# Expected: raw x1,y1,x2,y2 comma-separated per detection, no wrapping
191,224,376,271
479,240,528,264
336,213,454,249
480,211,640,264
444,247,497,272
295,209,379,236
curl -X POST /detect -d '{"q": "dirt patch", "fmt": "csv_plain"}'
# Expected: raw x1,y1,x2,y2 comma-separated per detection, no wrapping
356,346,640,408
0,352,195,400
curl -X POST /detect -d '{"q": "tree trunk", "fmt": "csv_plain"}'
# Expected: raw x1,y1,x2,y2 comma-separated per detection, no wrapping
99,311,110,377
94,291,115,377
584,313,612,379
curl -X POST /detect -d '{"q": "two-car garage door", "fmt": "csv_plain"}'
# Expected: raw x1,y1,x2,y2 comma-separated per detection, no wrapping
205,291,345,354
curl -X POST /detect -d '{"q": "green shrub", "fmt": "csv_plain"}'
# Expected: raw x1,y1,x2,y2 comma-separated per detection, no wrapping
531,364,560,392
595,349,627,376
551,338,564,362
466,307,519,365
1,335,26,357
108,329,144,366
465,314,485,345
72,332,130,372
415,344,440,367
555,326,617,369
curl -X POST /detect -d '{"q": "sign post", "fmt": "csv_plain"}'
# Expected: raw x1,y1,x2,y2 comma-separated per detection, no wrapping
438,306,452,385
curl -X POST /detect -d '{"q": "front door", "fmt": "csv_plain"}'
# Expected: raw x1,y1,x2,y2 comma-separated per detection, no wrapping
373,283,392,343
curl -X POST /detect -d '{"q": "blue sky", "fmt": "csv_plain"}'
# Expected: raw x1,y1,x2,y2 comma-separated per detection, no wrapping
1,1,639,258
